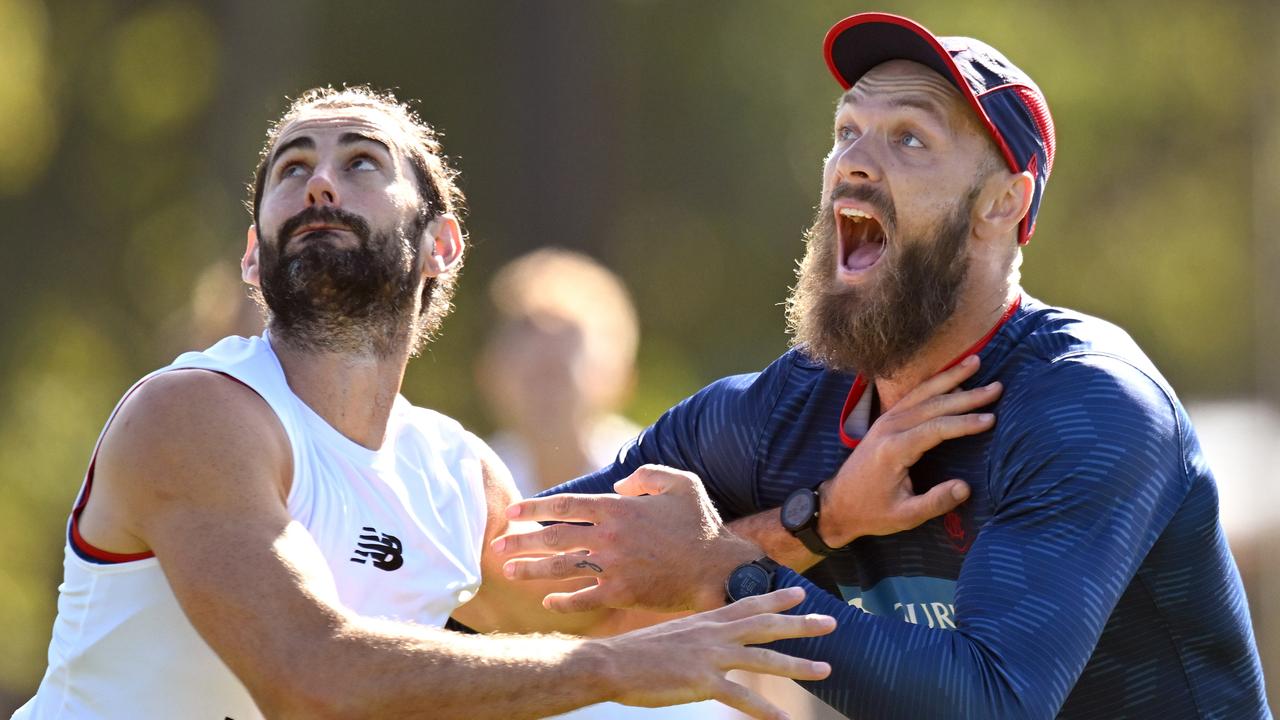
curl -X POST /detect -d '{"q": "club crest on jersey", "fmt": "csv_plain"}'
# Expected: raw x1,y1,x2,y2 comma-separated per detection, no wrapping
943,510,972,553
350,526,404,571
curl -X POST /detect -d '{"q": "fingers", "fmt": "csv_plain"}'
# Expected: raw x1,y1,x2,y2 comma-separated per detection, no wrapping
891,412,995,464
895,479,970,529
898,381,1002,428
613,464,698,497
722,646,832,681
709,678,790,720
710,587,807,621
542,584,611,614
722,612,837,645
898,354,983,408
502,553,607,582
507,493,621,523
491,523,595,556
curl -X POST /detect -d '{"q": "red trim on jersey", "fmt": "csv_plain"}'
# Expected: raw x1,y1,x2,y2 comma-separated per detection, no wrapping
69,378,156,563
836,375,870,448
69,370,255,564
837,296,1022,449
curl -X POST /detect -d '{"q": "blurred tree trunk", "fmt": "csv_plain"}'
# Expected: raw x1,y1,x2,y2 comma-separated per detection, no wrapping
498,1,620,255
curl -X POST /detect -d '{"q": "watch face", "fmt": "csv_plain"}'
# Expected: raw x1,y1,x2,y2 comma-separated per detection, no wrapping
781,489,817,531
727,564,773,601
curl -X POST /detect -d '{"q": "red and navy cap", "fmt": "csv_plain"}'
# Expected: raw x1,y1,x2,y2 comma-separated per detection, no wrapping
824,13,1055,244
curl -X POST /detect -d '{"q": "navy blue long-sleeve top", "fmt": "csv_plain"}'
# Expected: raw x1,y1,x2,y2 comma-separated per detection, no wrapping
543,295,1269,719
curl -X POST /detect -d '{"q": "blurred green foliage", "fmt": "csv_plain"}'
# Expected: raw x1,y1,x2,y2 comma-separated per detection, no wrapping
0,0,1275,709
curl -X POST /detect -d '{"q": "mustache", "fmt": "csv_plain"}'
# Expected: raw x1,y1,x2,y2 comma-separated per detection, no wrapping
827,182,896,232
278,206,372,249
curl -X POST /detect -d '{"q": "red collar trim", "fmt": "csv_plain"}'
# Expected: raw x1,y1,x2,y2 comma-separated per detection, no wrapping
837,296,1022,449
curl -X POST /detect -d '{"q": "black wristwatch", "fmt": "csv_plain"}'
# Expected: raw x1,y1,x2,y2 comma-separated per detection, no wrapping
781,486,838,556
724,557,781,604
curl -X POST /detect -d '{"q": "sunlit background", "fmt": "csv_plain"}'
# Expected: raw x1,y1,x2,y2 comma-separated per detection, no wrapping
1,0,1277,714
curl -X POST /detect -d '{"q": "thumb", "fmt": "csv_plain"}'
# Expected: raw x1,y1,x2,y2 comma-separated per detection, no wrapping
899,479,970,528
614,465,689,497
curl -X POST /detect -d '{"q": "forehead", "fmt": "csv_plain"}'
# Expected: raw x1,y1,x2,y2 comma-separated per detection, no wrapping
273,106,408,157
840,59,975,127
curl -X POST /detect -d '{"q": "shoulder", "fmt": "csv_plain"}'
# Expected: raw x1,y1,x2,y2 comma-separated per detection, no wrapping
99,369,292,505
995,299,1172,414
992,351,1184,491
684,347,827,417
1007,299,1157,372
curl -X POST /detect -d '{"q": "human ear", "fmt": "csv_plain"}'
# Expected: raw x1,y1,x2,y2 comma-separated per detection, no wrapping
972,170,1034,243
421,214,464,277
241,226,261,287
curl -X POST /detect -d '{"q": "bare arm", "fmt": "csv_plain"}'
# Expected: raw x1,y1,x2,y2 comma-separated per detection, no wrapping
95,370,832,719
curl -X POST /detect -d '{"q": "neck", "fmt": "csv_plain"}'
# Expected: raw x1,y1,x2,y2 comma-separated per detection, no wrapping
271,334,412,450
873,281,1019,411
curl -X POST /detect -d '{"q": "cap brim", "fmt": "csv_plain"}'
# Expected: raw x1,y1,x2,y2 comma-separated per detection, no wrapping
824,13,962,93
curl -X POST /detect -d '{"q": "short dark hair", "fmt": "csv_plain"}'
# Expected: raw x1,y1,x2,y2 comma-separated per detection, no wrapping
247,85,466,230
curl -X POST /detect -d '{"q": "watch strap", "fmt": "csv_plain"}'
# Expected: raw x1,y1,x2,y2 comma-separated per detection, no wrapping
794,522,838,557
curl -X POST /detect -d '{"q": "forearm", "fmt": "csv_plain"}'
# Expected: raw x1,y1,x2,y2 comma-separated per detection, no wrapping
287,616,615,720
765,570,1049,720
730,509,825,573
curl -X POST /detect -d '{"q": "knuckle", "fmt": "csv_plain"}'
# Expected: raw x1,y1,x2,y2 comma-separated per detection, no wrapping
542,525,562,549
551,554,571,578
552,496,573,516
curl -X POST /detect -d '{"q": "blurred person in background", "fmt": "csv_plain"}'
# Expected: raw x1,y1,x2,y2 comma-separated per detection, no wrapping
479,248,641,499
12,86,839,720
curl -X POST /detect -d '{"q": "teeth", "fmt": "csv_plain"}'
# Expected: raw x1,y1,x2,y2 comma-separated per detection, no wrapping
839,207,871,223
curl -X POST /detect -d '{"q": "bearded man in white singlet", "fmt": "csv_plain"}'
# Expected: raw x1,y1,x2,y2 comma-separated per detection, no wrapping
14,87,837,720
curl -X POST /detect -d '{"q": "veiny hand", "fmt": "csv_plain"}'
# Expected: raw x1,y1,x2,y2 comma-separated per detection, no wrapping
493,465,762,613
593,586,834,719
819,354,1002,547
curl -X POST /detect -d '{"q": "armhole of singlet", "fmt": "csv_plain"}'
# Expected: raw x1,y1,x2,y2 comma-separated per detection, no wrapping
68,370,257,565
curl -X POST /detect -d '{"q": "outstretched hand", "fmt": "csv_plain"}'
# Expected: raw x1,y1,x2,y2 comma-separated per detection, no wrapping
493,465,762,614
597,586,835,719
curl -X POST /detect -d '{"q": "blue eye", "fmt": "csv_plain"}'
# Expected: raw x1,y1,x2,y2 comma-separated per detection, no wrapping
901,133,925,149
349,156,378,171
836,126,857,142
279,161,307,179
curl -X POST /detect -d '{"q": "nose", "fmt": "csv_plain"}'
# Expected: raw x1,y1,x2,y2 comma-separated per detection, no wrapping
834,136,882,185
305,169,340,208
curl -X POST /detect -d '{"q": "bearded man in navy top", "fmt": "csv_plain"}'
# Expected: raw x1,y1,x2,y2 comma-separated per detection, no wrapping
492,13,1269,719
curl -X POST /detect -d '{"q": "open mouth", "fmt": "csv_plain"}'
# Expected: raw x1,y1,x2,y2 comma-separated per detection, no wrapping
836,206,887,275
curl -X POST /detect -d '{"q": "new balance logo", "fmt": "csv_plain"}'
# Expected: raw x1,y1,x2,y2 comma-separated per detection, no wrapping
350,527,404,571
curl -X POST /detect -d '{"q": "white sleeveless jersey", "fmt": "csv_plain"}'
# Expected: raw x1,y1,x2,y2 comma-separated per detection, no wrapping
15,334,489,720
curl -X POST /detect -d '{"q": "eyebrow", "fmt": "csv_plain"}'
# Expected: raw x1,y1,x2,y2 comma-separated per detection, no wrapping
338,131,392,156
266,132,394,176
267,135,314,175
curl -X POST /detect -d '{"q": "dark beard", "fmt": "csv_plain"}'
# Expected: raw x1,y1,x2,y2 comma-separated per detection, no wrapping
785,186,974,379
257,205,432,358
